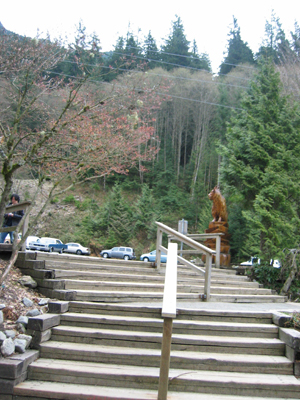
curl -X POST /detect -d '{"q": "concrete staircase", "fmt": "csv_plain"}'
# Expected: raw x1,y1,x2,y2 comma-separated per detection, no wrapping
13,302,300,399
10,252,300,400
16,251,287,303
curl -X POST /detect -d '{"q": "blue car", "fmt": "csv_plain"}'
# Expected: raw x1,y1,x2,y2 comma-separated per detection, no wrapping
140,250,167,263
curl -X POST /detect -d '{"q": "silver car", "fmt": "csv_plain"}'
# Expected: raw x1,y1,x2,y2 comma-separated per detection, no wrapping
100,247,136,260
64,242,90,255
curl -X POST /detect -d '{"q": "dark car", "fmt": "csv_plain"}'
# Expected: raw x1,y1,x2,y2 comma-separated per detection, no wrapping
100,247,136,261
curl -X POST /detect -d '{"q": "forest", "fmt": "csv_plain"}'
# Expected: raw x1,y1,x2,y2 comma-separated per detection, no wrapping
1,13,300,295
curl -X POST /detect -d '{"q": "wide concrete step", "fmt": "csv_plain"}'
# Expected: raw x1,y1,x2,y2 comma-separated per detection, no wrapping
52,269,258,286
14,381,300,400
68,302,274,324
39,341,293,374
26,358,300,397
50,325,285,355
51,288,285,303
60,312,279,338
209,293,287,303
61,279,272,295
51,289,201,302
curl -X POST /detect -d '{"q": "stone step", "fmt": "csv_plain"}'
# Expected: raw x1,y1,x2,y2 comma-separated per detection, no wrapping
26,358,300,397
59,312,279,338
209,294,287,303
39,341,293,374
51,289,201,302
51,269,258,286
61,279,272,295
50,325,285,355
50,288,285,303
14,381,300,400
67,302,274,324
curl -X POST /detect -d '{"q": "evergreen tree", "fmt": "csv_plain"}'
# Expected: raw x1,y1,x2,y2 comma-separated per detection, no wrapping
124,33,143,70
189,40,211,72
291,22,300,58
219,17,255,75
161,15,191,70
143,31,160,69
133,184,161,240
257,12,292,64
220,60,300,260
104,36,126,81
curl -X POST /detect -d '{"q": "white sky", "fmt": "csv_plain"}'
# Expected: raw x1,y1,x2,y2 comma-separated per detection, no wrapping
1,0,299,73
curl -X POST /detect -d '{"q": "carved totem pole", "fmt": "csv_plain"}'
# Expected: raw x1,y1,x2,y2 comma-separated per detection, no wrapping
204,186,231,266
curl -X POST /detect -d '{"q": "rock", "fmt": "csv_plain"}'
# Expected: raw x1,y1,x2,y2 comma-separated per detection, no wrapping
0,304,5,310
18,275,37,289
14,338,26,353
17,334,32,348
0,331,6,343
0,310,3,324
26,309,41,317
1,337,15,357
4,329,16,339
23,297,33,307
38,298,48,306
16,315,29,326
40,305,48,314
17,323,26,334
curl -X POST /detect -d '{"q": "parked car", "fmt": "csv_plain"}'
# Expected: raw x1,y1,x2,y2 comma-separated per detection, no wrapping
64,242,90,255
25,236,40,250
28,237,67,253
140,250,167,263
100,247,136,261
240,256,261,267
240,256,281,268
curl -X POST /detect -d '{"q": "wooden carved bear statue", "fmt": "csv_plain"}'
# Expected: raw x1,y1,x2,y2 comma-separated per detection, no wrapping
208,186,228,223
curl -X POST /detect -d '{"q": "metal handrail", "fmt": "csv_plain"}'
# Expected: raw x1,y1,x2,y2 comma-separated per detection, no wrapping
156,223,215,400
155,221,214,300
168,232,224,269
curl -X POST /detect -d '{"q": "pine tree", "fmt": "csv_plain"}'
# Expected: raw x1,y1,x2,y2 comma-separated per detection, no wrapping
257,12,292,64
161,15,191,70
220,17,255,75
143,31,160,69
220,60,300,260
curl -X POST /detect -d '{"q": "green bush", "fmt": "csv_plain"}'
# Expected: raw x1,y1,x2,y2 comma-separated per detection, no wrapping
63,194,76,203
247,262,282,291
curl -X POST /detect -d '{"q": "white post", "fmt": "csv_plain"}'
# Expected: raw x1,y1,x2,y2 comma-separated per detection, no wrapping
204,253,212,301
215,235,221,269
158,242,177,400
156,227,163,269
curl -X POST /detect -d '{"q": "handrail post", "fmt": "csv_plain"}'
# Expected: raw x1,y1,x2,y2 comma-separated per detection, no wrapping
158,242,177,400
157,317,173,400
156,227,163,269
215,235,221,269
204,253,212,301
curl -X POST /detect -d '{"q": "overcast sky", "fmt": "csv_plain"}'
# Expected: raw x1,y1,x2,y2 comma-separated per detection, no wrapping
1,0,300,73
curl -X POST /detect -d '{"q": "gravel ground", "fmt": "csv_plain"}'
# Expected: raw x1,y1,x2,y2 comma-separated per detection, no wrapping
0,255,48,331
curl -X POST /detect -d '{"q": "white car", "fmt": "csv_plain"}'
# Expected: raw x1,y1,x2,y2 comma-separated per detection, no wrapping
26,236,40,250
240,257,281,268
240,257,260,266
64,242,90,255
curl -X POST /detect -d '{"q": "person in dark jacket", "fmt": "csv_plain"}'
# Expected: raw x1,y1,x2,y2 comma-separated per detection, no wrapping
0,194,24,243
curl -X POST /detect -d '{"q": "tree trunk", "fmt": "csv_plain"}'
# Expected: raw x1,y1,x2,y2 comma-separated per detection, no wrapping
280,251,298,295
